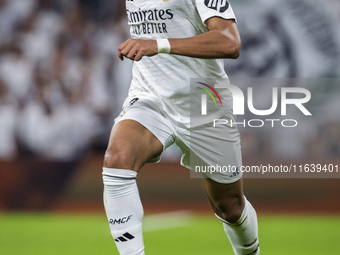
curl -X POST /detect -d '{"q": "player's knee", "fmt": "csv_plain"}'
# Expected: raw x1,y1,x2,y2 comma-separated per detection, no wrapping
215,198,244,223
103,148,135,170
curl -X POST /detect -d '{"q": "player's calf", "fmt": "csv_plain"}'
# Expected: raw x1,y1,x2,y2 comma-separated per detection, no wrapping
216,197,260,255
103,167,145,255
202,179,259,254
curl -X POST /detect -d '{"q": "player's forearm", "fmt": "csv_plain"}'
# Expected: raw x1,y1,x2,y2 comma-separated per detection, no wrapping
168,28,241,59
118,18,240,61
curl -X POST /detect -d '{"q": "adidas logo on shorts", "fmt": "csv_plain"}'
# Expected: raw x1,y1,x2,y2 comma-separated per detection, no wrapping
114,232,135,242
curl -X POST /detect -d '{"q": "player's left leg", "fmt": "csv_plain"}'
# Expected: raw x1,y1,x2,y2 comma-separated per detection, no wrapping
202,177,259,255
176,99,259,254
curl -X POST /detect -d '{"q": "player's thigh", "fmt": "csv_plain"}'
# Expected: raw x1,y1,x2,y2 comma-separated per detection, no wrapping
104,119,163,171
178,108,243,183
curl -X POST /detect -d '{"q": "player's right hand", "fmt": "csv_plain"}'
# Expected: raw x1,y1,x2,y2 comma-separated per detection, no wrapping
118,38,158,61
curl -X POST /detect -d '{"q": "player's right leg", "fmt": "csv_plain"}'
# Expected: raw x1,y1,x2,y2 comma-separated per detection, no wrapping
103,119,163,255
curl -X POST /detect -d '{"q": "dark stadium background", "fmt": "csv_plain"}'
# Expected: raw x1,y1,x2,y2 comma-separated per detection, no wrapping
0,0,340,220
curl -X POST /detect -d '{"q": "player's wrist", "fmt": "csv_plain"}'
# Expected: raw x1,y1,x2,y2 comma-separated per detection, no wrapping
156,38,171,54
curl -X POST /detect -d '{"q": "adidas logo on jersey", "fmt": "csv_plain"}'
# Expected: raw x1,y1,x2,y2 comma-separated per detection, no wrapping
114,232,135,242
204,0,229,13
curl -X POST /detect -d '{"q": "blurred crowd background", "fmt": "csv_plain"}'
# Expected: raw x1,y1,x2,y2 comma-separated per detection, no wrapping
0,0,130,162
0,0,340,211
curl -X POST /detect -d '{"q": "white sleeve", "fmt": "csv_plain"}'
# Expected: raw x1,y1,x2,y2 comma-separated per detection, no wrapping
195,0,237,24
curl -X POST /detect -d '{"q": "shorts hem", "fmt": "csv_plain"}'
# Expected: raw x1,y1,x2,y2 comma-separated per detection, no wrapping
180,161,243,184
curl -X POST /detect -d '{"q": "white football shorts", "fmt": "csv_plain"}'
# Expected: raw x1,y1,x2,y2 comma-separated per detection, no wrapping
114,92,243,184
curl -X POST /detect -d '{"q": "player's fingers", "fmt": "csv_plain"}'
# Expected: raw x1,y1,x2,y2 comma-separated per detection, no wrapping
120,45,133,57
117,40,129,52
126,46,139,60
118,40,129,60
118,49,124,61
118,40,134,58
120,43,136,60
134,49,145,62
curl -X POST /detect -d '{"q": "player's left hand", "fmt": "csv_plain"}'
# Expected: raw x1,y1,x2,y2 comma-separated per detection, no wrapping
118,38,158,61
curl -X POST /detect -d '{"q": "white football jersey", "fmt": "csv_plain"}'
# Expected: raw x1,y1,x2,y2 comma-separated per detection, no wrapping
125,0,236,126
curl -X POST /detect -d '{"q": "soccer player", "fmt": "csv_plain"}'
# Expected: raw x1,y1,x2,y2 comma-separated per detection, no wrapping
102,1,259,254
